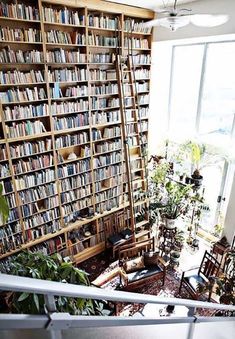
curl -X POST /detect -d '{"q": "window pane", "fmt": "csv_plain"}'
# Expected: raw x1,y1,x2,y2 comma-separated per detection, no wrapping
199,42,235,139
169,45,204,138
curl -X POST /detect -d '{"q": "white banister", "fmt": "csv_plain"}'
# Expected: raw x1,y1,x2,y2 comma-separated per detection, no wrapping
0,273,234,312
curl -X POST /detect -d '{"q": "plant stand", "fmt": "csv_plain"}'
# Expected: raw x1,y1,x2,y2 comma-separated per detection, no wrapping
159,225,177,257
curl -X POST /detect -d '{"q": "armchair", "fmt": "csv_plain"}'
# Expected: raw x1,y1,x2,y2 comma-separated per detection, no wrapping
118,238,167,292
179,250,220,301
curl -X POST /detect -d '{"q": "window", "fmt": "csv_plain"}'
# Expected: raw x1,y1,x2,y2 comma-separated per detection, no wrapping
169,41,235,143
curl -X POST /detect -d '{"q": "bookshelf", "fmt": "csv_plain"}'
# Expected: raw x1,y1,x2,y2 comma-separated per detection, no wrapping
0,0,153,265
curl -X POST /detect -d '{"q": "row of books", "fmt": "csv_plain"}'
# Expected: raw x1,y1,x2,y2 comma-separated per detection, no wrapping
50,84,88,99
15,169,55,191
61,185,92,204
45,30,85,45
89,69,116,81
18,183,57,205
132,54,151,65
12,155,54,175
124,97,134,107
130,158,142,170
62,198,93,216
25,220,61,241
138,94,149,105
9,139,52,159
0,145,7,161
0,223,21,240
90,83,118,95
4,193,17,209
94,139,121,154
95,186,121,202
124,19,151,34
92,126,121,141
60,172,91,192
0,163,10,178
0,70,44,85
134,68,150,79
95,196,119,214
136,82,149,92
128,134,147,146
48,68,87,82
58,161,91,179
0,207,19,226
30,234,65,255
91,97,119,110
24,207,60,229
0,27,41,43
94,164,123,181
88,53,115,63
138,107,149,118
46,49,86,64
0,2,40,21
21,196,59,218
42,6,85,26
124,37,149,49
88,34,117,47
3,104,49,121
93,151,122,168
0,229,23,254
0,179,13,194
92,110,120,125
138,120,148,131
5,120,47,138
55,131,89,149
51,100,89,115
53,113,89,131
88,15,118,29
126,123,135,134
0,47,43,64
0,87,47,103
95,176,122,193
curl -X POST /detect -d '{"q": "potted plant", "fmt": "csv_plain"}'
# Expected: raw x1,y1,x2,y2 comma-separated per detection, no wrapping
1,251,111,315
163,181,192,229
170,250,181,264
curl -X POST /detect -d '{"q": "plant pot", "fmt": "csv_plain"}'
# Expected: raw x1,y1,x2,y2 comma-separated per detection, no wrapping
165,218,176,229
185,176,192,184
191,175,203,187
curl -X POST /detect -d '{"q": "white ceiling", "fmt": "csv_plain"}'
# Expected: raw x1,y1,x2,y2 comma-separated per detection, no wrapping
104,0,199,11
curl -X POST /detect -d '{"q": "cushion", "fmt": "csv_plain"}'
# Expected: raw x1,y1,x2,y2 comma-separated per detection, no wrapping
184,270,208,291
108,234,124,246
127,266,163,283
120,228,133,239
123,256,145,273
144,251,160,267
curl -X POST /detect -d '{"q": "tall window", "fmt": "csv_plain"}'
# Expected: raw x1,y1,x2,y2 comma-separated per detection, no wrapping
167,41,235,235
169,41,235,143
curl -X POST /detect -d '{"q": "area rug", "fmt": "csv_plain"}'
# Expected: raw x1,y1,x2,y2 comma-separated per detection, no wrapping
78,252,216,317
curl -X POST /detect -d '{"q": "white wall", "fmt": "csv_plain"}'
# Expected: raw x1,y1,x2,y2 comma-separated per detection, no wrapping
153,0,235,42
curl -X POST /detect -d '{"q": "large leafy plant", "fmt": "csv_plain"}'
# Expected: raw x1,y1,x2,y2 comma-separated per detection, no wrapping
163,181,192,219
0,183,9,224
4,251,107,315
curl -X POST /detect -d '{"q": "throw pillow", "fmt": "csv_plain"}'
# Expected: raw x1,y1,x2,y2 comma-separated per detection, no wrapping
144,251,160,267
123,256,145,273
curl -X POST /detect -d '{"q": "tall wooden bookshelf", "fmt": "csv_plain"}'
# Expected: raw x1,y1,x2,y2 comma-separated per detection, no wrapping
0,0,153,266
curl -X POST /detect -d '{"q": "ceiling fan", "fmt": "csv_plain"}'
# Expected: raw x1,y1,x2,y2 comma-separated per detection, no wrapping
145,0,229,31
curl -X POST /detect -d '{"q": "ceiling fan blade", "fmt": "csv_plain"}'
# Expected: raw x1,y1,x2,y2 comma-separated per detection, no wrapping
190,14,229,27
144,16,190,31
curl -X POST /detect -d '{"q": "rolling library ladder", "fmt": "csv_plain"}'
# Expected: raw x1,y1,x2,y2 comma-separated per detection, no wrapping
116,52,150,240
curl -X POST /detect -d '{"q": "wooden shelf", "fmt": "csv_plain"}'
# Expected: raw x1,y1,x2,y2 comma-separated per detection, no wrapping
0,17,40,23
0,0,152,262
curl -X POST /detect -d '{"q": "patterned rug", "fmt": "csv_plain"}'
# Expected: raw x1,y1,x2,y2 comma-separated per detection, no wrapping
78,251,216,316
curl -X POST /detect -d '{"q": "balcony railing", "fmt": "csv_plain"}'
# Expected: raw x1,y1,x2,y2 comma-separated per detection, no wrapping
0,273,234,339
